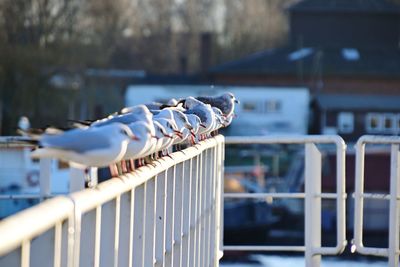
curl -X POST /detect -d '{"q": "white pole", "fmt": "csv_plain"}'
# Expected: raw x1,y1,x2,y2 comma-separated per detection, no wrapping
388,144,400,267
305,143,322,267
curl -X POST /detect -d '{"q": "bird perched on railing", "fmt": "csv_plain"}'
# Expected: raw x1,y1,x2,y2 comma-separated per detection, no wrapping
19,91,239,181
121,121,155,172
179,92,239,117
25,123,139,175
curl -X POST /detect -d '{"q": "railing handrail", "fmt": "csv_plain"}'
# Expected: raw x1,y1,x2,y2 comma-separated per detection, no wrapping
0,196,74,254
225,134,346,146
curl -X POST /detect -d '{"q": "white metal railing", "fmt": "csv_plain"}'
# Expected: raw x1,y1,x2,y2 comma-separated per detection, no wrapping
353,135,400,267
0,135,225,267
224,135,347,267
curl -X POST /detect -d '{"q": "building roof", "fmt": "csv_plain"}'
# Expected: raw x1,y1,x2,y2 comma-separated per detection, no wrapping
315,94,400,110
289,0,400,14
210,46,400,78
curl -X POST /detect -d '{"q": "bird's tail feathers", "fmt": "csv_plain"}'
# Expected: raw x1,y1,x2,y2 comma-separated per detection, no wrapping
67,119,92,127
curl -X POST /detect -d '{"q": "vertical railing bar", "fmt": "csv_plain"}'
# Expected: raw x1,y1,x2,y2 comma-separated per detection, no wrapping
210,145,217,264
67,212,75,267
72,204,82,267
94,206,102,267
164,165,175,266
209,146,216,264
388,144,400,267
210,145,216,265
128,189,135,267
211,145,217,264
172,162,184,267
195,153,201,267
132,184,146,267
21,240,30,267
204,148,211,266
200,149,206,267
114,196,121,267
220,141,225,257
194,152,200,267
305,143,322,267
354,141,366,251
144,177,156,266
181,158,192,267
54,221,62,267
153,175,157,267
197,149,204,267
189,155,198,267
155,170,167,266
215,141,222,263
336,139,347,255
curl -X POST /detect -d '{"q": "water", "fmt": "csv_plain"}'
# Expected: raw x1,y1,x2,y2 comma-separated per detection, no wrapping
220,255,387,267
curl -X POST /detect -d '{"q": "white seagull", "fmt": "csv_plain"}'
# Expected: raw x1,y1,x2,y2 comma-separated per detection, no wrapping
31,123,138,169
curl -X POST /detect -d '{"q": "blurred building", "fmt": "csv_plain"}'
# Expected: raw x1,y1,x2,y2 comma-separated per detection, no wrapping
209,0,400,141
313,94,400,141
125,85,310,135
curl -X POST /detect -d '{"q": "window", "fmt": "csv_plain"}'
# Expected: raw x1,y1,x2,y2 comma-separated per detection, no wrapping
337,112,354,133
366,113,382,133
383,113,396,133
242,101,258,112
265,100,281,113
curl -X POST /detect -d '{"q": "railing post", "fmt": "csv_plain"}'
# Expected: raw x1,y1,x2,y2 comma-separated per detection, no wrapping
154,171,166,267
388,144,400,267
188,156,199,267
132,184,145,267
99,200,117,267
164,166,175,266
173,163,183,267
144,178,156,266
78,208,97,267
353,140,365,252
305,143,322,267
201,149,209,267
197,151,204,267
181,159,192,267
118,192,133,267
219,140,225,260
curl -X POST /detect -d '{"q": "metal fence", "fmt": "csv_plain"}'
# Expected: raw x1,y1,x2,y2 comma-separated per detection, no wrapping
353,135,400,267
3,134,400,267
224,135,347,267
0,135,225,267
